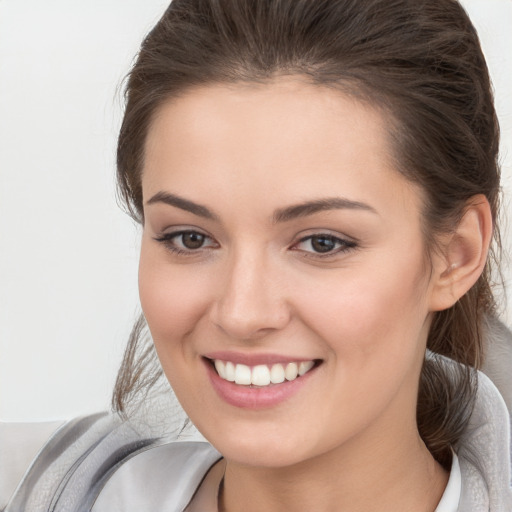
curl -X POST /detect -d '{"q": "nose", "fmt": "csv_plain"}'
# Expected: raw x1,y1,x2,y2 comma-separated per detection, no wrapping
209,248,291,341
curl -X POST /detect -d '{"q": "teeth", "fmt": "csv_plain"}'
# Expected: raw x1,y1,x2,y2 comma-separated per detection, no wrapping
225,361,235,382
285,362,298,381
234,364,252,385
270,363,285,384
251,365,270,386
298,360,314,376
214,360,226,379
213,359,316,386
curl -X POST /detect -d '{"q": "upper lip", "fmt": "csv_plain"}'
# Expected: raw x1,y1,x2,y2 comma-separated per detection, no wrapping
203,351,319,366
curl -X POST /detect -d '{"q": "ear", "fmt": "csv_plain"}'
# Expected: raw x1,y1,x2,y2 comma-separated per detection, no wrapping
429,194,493,312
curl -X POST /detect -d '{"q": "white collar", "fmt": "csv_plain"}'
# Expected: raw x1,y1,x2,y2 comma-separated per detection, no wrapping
434,452,461,512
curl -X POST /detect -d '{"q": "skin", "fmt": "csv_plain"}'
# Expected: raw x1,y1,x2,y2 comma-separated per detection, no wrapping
138,78,485,511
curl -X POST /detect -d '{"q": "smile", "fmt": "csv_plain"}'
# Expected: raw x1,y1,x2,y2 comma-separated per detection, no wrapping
204,355,322,409
213,359,315,387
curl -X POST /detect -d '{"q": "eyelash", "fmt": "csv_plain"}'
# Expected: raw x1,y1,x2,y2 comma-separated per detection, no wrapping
153,230,357,258
292,234,357,258
153,230,217,256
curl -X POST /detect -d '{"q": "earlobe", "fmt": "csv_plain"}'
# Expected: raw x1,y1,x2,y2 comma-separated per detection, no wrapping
429,195,493,312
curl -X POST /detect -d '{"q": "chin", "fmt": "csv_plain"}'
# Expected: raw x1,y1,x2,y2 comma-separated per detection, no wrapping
218,441,309,468
195,420,318,468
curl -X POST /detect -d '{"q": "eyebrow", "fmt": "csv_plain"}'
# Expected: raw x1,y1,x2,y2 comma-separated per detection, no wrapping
146,191,219,221
272,197,377,223
146,191,377,223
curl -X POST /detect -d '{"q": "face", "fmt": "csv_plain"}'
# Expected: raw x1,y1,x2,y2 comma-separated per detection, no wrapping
139,79,438,468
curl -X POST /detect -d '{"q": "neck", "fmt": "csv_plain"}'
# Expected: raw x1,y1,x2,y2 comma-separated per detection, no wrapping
220,421,448,512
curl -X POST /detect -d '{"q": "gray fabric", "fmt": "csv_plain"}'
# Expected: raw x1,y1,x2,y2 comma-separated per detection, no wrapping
0,420,65,510
92,442,221,511
3,413,162,512
482,315,512,414
456,371,512,511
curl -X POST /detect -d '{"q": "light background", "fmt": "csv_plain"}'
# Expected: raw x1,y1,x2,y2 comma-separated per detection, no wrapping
1,0,511,421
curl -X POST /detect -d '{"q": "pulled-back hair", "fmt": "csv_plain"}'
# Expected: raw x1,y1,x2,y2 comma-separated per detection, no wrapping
113,0,501,468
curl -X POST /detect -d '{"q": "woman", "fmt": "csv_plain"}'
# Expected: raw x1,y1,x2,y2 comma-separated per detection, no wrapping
2,0,511,510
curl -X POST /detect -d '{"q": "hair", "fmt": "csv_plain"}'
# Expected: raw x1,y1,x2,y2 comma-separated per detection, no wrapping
112,0,501,468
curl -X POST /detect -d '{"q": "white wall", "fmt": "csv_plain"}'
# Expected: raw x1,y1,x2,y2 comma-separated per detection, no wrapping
0,0,170,421
1,0,511,422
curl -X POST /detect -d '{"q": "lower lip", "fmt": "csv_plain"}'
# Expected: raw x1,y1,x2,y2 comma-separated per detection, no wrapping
204,359,317,410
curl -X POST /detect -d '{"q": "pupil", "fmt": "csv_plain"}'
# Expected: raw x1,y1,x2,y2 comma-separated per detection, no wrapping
182,232,205,249
311,236,335,253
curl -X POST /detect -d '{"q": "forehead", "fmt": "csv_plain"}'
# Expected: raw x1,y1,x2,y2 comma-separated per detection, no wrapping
142,78,421,220
145,78,387,160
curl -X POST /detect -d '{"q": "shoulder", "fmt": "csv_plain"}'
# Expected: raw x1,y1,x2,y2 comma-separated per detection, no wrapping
92,440,221,512
457,370,512,510
481,315,512,413
0,419,65,510
3,411,219,512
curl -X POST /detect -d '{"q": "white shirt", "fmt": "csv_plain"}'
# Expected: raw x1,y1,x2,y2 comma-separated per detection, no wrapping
434,453,461,512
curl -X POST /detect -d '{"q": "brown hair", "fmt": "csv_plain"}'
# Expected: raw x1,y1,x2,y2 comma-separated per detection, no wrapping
113,0,501,467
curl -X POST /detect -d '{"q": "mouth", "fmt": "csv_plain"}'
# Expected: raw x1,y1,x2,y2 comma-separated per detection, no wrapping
203,355,323,409
205,357,321,387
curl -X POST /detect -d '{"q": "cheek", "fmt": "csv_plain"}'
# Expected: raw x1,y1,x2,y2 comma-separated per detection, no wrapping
137,242,214,408
296,250,430,364
138,242,211,347
287,252,430,441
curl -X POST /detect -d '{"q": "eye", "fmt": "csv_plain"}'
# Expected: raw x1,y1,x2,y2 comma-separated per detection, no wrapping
292,233,356,256
178,232,207,249
154,230,217,254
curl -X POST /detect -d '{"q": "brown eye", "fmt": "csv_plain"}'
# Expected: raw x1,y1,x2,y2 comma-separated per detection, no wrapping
154,229,216,254
181,232,206,249
292,233,357,257
310,235,336,253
